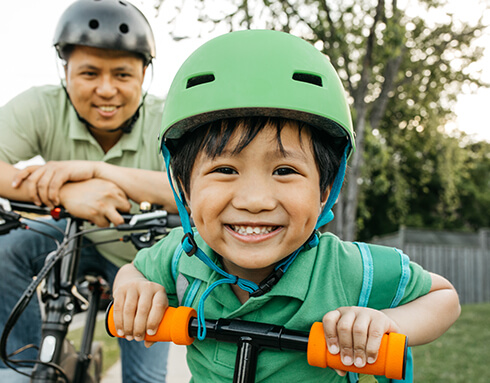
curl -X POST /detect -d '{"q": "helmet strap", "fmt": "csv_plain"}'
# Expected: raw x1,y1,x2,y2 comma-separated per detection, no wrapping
160,141,350,339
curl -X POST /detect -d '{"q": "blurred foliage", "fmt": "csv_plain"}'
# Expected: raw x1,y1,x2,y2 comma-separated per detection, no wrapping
154,0,489,240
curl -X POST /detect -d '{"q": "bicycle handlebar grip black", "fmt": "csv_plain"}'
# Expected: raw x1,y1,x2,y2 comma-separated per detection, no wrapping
105,303,196,345
307,322,407,380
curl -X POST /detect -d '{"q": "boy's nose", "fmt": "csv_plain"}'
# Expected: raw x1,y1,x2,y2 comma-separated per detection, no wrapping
232,178,277,213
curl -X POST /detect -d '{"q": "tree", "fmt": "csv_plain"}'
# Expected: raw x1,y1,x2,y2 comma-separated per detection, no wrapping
155,0,488,240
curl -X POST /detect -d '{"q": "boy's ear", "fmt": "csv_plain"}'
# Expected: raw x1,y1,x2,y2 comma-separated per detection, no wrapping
177,179,190,207
320,184,332,207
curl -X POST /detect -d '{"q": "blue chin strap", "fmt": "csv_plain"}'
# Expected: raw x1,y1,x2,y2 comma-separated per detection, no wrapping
161,141,349,340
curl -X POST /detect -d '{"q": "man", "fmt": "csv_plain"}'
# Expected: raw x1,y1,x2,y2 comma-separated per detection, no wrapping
0,0,175,382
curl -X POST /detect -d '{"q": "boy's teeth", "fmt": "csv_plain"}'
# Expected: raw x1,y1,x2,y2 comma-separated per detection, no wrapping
232,225,274,235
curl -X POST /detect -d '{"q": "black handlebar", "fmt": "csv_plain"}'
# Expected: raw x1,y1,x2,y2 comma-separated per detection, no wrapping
0,200,182,233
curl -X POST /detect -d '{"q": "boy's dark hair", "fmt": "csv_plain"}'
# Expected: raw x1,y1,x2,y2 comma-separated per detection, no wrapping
169,116,345,200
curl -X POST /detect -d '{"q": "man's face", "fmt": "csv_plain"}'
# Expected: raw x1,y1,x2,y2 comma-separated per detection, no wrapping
64,45,145,131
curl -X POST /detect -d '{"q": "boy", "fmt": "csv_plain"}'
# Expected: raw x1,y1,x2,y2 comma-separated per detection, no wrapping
111,30,460,382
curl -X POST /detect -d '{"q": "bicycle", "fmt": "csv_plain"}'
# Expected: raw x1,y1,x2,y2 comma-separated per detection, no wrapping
0,198,181,383
106,298,408,383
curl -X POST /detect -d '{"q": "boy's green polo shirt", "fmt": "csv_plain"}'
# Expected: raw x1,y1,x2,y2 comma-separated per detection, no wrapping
134,228,432,382
0,85,165,266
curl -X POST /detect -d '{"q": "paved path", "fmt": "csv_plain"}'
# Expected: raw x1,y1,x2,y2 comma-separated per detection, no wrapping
101,343,191,383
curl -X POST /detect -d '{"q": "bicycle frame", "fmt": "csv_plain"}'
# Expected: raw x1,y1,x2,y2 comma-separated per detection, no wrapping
0,200,180,383
31,216,95,383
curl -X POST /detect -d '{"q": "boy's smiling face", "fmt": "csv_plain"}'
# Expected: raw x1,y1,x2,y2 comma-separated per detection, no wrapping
187,120,328,284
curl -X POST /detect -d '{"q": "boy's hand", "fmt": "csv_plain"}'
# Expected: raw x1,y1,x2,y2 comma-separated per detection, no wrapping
112,264,169,348
322,307,400,376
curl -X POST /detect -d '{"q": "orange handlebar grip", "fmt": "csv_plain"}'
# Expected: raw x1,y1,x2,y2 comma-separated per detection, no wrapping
307,322,407,380
105,303,197,346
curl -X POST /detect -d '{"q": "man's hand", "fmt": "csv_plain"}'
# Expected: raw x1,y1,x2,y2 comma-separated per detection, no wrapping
59,178,131,227
12,161,97,208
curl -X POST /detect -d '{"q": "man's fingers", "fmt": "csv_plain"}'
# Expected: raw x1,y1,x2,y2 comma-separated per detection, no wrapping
11,169,31,188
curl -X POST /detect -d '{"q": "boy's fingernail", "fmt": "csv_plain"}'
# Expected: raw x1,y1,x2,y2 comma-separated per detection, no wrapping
342,355,353,366
367,357,376,364
117,330,124,337
147,328,156,336
328,344,339,354
125,335,134,341
355,357,364,368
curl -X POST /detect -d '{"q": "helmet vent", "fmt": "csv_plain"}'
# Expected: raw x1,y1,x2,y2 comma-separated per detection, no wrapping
89,19,99,29
292,72,322,87
119,23,129,34
186,74,216,89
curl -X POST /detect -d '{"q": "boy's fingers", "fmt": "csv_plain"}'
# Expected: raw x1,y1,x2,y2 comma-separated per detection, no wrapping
352,314,370,368
133,292,154,341
122,288,139,340
336,310,356,366
365,323,385,364
146,290,168,336
322,310,341,354
112,294,126,337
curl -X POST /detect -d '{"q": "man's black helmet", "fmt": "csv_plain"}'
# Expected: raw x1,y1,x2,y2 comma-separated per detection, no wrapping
53,0,156,65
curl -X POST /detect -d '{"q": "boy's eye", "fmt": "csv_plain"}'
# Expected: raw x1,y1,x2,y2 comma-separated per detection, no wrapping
273,167,298,176
213,167,237,175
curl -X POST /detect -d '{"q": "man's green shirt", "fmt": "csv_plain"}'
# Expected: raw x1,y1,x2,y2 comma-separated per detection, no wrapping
0,85,165,266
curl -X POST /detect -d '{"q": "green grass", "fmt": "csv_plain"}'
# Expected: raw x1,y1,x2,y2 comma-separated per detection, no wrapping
67,318,120,375
413,302,490,382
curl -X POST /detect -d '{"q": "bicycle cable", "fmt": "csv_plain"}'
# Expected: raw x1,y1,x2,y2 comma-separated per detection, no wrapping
0,231,80,382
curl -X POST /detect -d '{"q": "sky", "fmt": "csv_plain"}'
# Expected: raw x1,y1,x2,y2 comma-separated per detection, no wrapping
0,0,489,142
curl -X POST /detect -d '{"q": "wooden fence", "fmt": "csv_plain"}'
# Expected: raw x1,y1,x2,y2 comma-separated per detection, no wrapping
403,244,490,304
372,228,490,305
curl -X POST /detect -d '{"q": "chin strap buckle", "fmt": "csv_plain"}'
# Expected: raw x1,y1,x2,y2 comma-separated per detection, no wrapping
249,267,285,298
182,232,198,256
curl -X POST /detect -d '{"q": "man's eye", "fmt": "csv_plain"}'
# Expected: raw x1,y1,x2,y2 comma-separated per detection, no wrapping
117,73,131,79
273,167,297,176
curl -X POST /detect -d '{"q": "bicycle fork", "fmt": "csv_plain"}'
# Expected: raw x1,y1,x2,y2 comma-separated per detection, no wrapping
31,218,83,383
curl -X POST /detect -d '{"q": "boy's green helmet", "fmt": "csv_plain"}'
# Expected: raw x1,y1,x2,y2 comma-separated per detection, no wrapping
160,29,355,154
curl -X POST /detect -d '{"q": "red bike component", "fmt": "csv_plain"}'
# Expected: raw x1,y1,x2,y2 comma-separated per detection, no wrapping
106,305,407,379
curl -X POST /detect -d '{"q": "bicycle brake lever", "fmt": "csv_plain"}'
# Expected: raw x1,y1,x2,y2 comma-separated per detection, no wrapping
0,205,23,235
128,210,168,225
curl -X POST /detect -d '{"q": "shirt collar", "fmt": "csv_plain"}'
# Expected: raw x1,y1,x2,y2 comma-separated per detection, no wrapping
67,103,144,158
178,234,317,304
